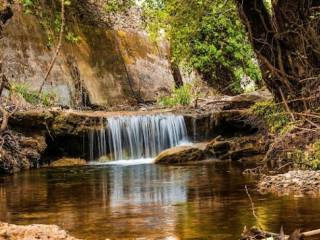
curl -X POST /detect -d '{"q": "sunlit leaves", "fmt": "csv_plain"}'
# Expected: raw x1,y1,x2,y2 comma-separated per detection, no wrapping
143,0,262,94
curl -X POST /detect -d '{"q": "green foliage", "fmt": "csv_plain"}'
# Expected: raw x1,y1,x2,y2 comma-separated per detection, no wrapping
158,84,192,107
290,141,320,170
10,83,57,107
104,0,134,13
21,0,35,14
251,100,291,134
65,32,81,43
263,0,272,13
20,0,79,48
54,13,62,32
143,0,262,94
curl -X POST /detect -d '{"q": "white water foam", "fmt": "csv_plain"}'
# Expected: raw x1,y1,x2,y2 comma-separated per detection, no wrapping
89,158,155,166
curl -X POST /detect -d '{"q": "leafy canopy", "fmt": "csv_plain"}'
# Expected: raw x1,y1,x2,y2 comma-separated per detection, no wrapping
143,0,262,94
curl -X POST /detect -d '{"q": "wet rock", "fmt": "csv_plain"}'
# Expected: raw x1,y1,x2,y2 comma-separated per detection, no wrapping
155,146,205,164
50,158,86,167
0,222,79,240
205,135,269,162
258,170,320,196
206,141,231,156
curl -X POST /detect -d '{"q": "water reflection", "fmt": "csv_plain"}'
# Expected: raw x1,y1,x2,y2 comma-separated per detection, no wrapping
108,165,187,206
1,163,320,239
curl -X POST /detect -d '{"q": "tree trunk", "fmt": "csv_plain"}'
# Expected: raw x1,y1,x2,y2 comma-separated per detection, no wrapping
168,44,184,88
235,0,320,111
0,4,13,38
171,62,184,88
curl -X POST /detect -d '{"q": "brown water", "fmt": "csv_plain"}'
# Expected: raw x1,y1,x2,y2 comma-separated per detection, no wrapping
0,162,320,239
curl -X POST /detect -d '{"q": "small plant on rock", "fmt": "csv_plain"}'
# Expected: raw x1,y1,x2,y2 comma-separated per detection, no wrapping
158,84,192,107
10,83,57,107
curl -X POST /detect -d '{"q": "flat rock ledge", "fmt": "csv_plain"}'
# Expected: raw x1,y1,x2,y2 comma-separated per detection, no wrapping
0,222,79,240
258,170,320,197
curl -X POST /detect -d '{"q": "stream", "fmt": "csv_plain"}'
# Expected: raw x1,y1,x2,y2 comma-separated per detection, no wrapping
1,162,320,239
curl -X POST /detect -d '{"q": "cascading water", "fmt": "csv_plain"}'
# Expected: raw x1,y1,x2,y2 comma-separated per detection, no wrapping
89,114,188,161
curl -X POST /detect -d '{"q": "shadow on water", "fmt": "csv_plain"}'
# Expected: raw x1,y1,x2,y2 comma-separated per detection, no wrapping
1,162,320,239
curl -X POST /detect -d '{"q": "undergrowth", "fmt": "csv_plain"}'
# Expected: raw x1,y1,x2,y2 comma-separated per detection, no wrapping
104,0,134,13
251,100,320,170
158,84,192,107
290,140,320,170
250,100,291,134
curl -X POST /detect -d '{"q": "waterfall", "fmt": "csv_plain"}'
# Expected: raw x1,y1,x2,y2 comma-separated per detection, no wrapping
89,114,188,161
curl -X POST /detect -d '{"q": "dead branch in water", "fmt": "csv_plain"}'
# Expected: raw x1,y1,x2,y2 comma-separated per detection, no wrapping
245,185,263,231
243,187,320,239
242,227,320,240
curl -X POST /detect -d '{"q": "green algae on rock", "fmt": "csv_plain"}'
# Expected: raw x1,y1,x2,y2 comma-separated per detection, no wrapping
50,158,86,167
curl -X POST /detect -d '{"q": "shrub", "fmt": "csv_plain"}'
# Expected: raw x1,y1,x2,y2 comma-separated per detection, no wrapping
104,0,134,13
290,141,320,170
158,84,192,107
21,0,35,14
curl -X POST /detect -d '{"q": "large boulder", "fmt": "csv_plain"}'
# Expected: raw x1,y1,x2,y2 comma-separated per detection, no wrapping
155,146,206,164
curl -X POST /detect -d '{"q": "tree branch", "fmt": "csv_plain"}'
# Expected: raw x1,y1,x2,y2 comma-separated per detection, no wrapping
38,0,65,95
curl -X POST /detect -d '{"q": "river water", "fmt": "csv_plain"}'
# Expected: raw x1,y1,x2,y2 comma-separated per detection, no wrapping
1,162,320,239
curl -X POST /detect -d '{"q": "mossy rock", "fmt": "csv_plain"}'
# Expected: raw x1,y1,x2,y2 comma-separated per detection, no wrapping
155,146,205,164
50,158,86,167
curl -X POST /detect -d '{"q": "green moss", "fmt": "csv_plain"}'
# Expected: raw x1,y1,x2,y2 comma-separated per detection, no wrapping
250,100,291,134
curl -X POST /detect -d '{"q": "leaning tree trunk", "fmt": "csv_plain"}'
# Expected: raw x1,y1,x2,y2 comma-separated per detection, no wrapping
235,0,320,112
0,3,13,39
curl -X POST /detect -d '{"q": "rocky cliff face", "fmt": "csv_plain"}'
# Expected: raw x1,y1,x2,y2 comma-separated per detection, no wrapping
1,1,174,106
